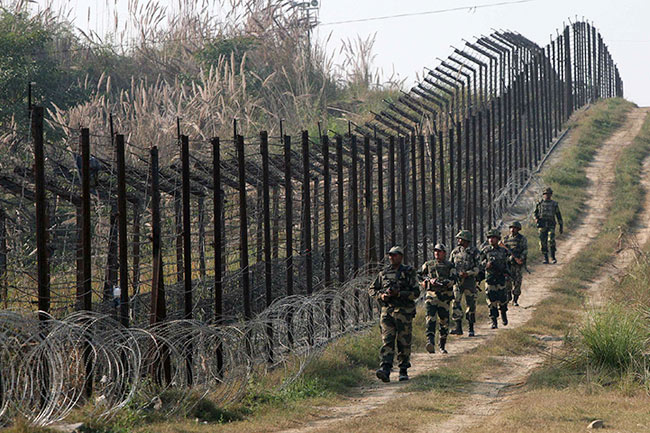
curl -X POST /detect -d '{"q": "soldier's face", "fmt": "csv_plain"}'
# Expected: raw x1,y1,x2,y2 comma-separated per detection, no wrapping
388,253,402,265
457,238,468,247
434,250,446,261
488,236,499,246
510,227,519,236
543,193,551,200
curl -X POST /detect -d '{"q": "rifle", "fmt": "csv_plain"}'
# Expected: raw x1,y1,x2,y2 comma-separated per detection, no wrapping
499,241,531,274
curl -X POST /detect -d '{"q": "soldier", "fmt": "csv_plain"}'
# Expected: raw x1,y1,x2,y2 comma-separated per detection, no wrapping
419,244,458,354
534,187,563,264
449,230,481,337
481,229,511,329
502,221,528,306
369,246,420,382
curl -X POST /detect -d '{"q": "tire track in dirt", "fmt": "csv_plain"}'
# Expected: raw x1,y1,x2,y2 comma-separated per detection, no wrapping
277,107,648,433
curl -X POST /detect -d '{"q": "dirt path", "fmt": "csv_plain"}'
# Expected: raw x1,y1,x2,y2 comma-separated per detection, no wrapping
278,108,648,433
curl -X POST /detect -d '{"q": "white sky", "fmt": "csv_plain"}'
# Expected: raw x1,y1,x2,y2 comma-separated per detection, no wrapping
49,0,650,106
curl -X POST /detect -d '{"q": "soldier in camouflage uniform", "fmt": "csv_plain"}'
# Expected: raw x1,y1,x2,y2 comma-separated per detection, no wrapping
369,246,420,382
449,230,481,337
480,229,511,329
419,243,458,354
502,221,528,306
534,187,563,264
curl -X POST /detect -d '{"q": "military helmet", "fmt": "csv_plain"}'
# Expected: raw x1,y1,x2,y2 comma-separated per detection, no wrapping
433,243,447,252
543,187,553,195
486,229,501,238
455,229,472,242
509,221,522,229
388,245,404,256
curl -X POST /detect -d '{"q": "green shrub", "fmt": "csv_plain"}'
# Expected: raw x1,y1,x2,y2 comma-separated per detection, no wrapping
580,305,647,372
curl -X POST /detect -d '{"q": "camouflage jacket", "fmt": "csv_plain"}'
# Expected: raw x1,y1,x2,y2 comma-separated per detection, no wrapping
502,233,528,266
450,245,481,290
369,264,420,313
418,259,458,299
534,199,563,228
480,244,511,286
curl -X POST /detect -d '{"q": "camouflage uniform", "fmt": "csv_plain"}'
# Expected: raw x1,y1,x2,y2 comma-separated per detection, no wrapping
503,230,528,305
369,264,420,370
534,194,563,262
449,243,481,332
418,259,457,346
480,238,511,328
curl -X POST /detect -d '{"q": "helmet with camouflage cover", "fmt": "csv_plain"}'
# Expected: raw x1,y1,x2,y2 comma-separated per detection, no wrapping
509,221,522,230
388,245,404,256
433,243,447,252
455,229,472,242
486,229,501,239
543,187,553,195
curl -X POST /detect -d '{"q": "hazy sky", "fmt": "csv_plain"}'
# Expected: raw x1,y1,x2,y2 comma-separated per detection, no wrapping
51,0,650,106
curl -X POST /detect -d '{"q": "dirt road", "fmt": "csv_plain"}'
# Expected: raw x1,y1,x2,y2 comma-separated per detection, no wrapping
279,107,649,433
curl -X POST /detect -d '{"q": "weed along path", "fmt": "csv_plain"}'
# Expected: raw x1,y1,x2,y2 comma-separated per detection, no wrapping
276,107,649,433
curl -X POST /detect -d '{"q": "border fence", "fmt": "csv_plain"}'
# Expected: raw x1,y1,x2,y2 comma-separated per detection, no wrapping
0,21,622,425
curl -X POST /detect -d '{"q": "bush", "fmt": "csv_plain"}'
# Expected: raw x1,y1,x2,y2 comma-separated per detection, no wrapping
580,305,647,372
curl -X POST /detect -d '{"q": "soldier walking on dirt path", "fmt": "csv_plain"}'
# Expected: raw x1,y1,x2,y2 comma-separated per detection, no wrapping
481,230,511,329
534,187,563,264
419,244,458,354
369,246,420,383
449,230,481,337
502,222,528,306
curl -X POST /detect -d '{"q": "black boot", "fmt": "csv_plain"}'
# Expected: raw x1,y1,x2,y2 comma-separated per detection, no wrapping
513,294,519,307
490,316,498,329
449,319,463,335
439,337,448,354
398,368,409,381
425,335,436,353
375,365,391,383
551,250,557,264
501,308,508,326
543,253,549,264
468,321,475,337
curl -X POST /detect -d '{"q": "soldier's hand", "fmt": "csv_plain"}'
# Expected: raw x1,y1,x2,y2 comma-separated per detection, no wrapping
460,271,469,278
380,293,390,301
486,262,492,269
515,258,524,265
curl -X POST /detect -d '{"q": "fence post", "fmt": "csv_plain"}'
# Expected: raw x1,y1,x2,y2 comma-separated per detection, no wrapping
211,137,223,375
410,135,418,265
116,134,129,327
448,128,455,245
399,137,408,260
260,131,273,362
388,136,396,247
376,138,385,258
301,131,313,295
363,136,376,265
351,135,360,273
322,134,332,336
419,135,427,262
80,128,92,312
236,134,252,319
336,135,346,331
131,204,141,298
438,130,445,244
32,106,50,318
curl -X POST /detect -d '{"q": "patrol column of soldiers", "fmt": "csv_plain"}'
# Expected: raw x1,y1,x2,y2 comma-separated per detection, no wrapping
368,186,562,382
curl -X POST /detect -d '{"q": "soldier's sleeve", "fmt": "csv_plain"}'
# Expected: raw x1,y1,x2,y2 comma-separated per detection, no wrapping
448,263,459,286
533,201,540,220
368,272,382,299
417,262,428,281
555,202,563,225
522,237,528,261
467,248,481,277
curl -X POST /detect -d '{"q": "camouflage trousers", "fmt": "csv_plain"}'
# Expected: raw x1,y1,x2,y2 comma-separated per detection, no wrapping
425,293,452,339
379,307,414,369
538,226,556,255
485,283,508,319
506,265,524,298
451,286,477,324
